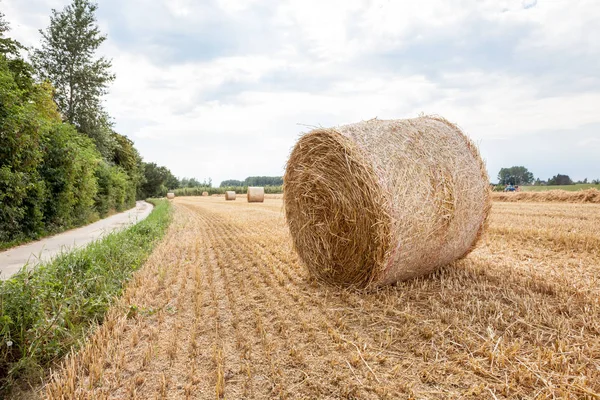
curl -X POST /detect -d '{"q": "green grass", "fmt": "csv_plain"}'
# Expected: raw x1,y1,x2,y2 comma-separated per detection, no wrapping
519,184,600,192
0,199,171,395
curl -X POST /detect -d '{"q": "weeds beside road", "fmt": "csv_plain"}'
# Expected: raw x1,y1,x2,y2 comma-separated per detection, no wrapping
0,199,171,396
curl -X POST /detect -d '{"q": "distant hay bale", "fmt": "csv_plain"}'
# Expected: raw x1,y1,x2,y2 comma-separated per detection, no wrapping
167,192,175,200
284,116,491,288
247,187,265,203
202,191,209,196
225,191,236,200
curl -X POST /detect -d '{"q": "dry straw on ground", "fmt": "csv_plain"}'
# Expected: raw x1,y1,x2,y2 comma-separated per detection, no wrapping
167,193,175,200
247,187,265,203
492,188,600,203
202,191,209,197
284,116,491,288
225,191,236,201
42,197,600,399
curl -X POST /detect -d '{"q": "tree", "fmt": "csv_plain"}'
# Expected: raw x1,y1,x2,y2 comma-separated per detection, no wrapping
164,170,180,191
40,122,100,228
181,177,211,188
497,166,534,186
139,163,179,199
0,7,10,42
0,9,35,96
245,176,284,186
220,176,284,187
0,9,7,34
220,179,244,187
76,109,116,159
111,131,143,204
0,54,46,240
0,8,12,53
31,0,115,156
547,174,573,185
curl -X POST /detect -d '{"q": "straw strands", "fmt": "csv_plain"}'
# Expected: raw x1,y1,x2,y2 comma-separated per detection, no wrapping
284,116,491,287
42,196,600,399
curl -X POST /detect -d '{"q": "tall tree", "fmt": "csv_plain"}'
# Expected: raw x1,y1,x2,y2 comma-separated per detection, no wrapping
31,0,115,157
0,8,8,35
139,163,180,199
0,7,34,92
547,174,573,185
497,166,534,186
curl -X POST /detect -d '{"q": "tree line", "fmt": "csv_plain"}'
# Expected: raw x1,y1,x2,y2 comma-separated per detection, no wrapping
497,166,599,186
0,0,175,245
220,176,283,187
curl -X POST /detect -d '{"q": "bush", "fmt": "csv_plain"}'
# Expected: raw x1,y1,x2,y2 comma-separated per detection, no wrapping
94,162,134,218
40,123,101,229
0,55,46,242
1,51,142,248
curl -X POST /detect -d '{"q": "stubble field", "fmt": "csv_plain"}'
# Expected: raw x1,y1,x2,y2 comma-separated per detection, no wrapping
44,196,600,399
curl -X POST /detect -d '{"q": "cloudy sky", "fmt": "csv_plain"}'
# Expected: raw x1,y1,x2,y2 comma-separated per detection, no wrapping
3,0,599,184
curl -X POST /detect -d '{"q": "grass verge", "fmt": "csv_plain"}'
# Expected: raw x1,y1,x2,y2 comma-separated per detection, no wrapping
520,183,600,192
0,199,171,395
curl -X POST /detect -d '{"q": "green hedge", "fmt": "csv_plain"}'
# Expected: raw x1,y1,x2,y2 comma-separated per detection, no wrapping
0,199,171,394
94,161,136,217
0,54,140,249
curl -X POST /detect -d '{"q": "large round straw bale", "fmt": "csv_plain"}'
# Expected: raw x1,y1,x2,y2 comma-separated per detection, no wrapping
225,191,236,200
167,192,175,200
202,191,209,197
247,187,265,203
284,116,490,288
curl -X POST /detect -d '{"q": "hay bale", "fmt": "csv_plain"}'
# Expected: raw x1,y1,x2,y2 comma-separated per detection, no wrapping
284,116,491,288
167,192,175,200
225,191,236,200
247,187,265,203
202,191,209,197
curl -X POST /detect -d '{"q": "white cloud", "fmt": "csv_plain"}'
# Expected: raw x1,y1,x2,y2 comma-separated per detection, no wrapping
3,0,600,184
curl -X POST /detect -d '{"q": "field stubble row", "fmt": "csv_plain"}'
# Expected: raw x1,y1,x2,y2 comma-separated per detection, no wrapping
44,197,600,399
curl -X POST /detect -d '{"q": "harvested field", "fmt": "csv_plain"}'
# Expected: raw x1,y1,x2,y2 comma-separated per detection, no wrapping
45,197,600,399
492,189,600,203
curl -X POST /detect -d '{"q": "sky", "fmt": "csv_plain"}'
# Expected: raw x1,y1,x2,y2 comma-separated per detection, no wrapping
2,0,599,185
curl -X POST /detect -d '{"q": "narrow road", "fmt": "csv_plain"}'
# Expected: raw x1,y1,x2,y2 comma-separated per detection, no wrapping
0,201,153,279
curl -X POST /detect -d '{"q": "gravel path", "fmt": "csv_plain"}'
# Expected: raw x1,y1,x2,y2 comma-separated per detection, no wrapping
0,201,153,279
